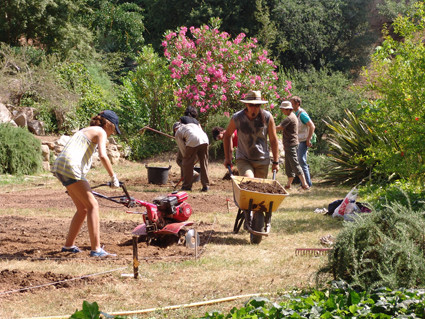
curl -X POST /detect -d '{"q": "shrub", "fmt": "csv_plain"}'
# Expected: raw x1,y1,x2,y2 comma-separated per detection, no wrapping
360,3,425,182
119,45,177,140
360,181,425,211
323,109,386,185
57,61,119,133
307,153,331,179
126,134,175,160
0,124,42,175
320,200,425,290
163,17,286,123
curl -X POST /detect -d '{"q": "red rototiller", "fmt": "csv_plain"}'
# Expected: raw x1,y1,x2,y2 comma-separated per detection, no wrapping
92,182,194,244
91,182,196,278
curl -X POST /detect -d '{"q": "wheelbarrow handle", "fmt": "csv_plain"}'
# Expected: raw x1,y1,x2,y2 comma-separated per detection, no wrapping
272,169,277,180
227,165,233,176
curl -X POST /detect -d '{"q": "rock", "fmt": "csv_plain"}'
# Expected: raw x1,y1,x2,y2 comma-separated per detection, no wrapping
54,144,64,155
0,102,12,123
14,112,27,127
28,119,45,135
107,144,121,164
41,145,50,162
42,161,50,171
43,141,55,150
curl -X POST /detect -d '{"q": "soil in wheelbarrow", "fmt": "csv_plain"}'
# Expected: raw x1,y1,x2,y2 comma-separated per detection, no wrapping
239,180,286,194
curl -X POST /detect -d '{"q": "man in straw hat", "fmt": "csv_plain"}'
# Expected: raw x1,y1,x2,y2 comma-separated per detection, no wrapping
223,90,279,178
276,101,309,190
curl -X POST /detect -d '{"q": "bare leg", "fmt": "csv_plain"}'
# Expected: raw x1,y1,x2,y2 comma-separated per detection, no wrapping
298,174,309,189
285,177,294,188
65,180,101,251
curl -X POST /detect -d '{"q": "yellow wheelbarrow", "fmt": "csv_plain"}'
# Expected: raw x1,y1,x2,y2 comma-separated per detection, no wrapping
230,169,289,244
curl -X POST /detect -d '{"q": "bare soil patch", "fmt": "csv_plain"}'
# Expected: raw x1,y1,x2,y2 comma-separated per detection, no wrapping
0,169,232,296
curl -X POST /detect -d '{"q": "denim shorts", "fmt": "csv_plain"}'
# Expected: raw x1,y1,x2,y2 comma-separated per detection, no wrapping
54,172,78,187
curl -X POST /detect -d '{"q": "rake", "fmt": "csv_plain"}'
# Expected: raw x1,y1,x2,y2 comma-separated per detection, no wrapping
295,248,331,256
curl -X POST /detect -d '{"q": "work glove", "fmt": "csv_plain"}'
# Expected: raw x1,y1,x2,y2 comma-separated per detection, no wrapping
110,174,120,188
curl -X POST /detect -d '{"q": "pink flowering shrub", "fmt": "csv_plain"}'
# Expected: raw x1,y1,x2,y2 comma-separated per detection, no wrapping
162,18,290,121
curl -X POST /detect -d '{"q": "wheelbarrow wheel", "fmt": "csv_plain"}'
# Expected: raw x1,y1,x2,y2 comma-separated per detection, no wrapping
250,212,264,244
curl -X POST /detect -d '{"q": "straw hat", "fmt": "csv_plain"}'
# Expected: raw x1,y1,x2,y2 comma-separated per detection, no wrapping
279,101,293,110
239,90,268,104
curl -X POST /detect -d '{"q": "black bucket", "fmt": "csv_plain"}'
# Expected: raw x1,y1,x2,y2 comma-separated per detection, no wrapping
145,165,171,184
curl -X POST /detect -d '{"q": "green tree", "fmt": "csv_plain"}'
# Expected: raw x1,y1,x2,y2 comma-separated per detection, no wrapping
377,0,422,21
272,0,377,72
140,0,276,52
360,2,425,182
56,61,119,132
87,0,145,57
0,0,93,58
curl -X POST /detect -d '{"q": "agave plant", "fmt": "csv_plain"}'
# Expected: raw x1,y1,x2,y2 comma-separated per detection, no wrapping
323,109,387,185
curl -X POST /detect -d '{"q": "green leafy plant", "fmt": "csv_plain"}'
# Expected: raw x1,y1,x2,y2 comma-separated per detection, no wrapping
70,300,125,319
57,61,119,133
0,124,42,175
323,109,386,185
307,153,331,179
126,134,175,160
359,180,425,211
120,45,177,134
320,200,425,290
202,282,425,318
360,2,425,183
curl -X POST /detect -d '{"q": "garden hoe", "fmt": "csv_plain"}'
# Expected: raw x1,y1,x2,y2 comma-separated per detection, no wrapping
140,126,175,139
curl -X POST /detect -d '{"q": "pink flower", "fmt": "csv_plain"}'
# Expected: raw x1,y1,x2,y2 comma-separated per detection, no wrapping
163,22,283,119
224,112,230,117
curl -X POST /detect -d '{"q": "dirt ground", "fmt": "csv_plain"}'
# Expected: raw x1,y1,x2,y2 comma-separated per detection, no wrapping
0,170,234,296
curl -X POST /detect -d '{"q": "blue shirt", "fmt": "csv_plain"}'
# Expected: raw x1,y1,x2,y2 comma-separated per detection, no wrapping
295,110,310,125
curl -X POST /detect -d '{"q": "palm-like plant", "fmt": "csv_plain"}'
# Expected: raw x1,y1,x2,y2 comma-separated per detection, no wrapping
323,109,387,185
